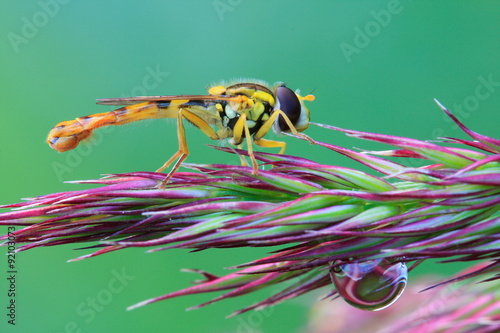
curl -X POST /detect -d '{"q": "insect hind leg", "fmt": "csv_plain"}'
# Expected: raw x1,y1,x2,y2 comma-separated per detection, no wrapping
157,108,219,188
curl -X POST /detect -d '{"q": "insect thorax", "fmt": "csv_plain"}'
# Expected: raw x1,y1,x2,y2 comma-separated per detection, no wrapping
215,83,276,137
218,99,273,136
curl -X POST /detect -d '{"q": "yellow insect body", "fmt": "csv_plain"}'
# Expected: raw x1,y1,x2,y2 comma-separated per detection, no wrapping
47,80,314,187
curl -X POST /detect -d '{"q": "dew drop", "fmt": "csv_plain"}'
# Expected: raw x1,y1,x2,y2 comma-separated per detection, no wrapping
330,259,408,311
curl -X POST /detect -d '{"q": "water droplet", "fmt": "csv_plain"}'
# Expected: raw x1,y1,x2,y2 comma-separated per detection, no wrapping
330,259,407,311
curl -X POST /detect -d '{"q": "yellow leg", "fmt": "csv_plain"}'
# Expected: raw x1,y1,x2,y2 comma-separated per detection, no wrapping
254,138,286,154
253,138,287,169
236,145,248,166
157,109,219,188
157,110,189,188
232,114,259,175
254,109,314,145
231,110,314,174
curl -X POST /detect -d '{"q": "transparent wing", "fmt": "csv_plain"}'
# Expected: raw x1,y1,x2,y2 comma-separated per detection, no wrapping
96,95,240,106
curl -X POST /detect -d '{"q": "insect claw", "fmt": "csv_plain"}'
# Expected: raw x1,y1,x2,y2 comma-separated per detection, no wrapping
299,133,315,145
158,172,174,189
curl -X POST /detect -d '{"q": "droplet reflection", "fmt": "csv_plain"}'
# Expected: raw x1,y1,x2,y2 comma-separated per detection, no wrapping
330,259,407,311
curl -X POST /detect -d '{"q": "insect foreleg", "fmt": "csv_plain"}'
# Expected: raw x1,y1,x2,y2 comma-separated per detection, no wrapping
254,109,314,145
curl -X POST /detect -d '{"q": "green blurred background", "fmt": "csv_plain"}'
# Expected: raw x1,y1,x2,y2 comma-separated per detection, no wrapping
0,1,499,332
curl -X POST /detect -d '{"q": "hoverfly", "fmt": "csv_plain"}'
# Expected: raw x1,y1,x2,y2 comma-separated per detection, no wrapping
47,80,315,187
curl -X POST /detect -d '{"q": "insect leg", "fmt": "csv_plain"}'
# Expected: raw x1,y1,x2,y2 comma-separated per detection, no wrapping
254,109,314,147
157,109,219,188
232,113,259,174
252,138,287,169
235,145,249,166
253,138,286,154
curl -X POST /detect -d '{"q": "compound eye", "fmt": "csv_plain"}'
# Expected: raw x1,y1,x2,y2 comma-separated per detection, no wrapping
276,86,301,132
